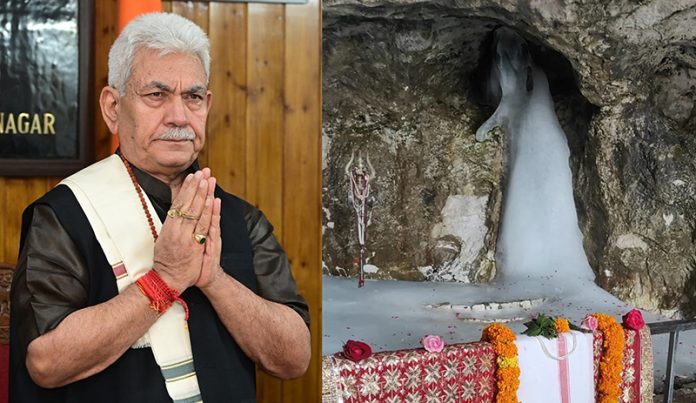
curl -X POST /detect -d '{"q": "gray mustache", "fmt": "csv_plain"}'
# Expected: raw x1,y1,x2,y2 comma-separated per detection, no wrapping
158,128,195,140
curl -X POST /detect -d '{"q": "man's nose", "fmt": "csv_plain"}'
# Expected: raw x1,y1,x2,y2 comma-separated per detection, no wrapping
164,95,189,127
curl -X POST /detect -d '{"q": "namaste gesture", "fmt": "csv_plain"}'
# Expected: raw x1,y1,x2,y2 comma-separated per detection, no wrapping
155,168,224,292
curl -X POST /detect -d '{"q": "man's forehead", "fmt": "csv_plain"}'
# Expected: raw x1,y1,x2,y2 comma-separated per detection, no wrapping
130,47,206,86
138,80,207,93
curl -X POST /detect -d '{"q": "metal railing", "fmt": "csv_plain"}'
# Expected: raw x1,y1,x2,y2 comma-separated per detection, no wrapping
647,319,696,403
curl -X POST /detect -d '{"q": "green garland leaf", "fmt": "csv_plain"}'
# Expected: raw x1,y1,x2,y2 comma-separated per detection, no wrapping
522,313,561,339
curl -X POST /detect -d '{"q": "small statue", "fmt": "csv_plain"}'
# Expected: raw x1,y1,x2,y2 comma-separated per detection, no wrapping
345,150,375,287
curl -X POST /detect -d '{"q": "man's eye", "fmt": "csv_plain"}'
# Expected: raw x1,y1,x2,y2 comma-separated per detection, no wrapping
184,93,203,101
147,92,164,98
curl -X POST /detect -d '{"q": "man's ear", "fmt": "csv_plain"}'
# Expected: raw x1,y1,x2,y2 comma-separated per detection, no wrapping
99,86,120,135
206,90,213,111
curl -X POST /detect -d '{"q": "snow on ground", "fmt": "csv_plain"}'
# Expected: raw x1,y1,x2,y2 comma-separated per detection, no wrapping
323,275,696,383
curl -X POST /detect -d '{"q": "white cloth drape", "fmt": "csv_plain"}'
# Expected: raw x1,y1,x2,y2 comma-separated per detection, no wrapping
516,330,595,403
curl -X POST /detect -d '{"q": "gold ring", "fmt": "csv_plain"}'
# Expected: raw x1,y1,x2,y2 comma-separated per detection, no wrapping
193,233,206,244
179,212,200,220
167,208,200,220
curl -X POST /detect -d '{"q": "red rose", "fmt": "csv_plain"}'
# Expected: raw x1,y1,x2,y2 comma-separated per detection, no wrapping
622,309,645,330
342,340,372,362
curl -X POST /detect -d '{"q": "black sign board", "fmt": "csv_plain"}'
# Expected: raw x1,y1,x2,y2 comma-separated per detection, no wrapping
0,0,91,176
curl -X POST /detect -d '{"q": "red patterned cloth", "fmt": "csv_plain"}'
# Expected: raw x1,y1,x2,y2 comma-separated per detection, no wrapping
323,342,496,402
619,327,654,403
324,328,653,402
593,327,654,403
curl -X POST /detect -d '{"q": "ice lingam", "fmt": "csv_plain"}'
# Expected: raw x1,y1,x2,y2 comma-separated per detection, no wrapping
476,27,594,284
443,27,597,322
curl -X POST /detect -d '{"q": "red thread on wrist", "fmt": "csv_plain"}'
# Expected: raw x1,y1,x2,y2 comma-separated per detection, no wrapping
136,270,189,320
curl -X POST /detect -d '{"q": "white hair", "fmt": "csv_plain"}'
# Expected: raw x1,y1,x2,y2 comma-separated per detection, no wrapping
108,12,211,94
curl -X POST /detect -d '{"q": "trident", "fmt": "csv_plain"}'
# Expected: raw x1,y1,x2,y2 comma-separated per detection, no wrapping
345,150,375,288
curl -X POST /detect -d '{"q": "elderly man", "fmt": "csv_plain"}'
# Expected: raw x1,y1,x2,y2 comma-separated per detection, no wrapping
10,12,310,403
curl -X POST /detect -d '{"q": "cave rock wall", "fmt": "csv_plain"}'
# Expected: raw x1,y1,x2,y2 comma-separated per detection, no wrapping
322,0,696,317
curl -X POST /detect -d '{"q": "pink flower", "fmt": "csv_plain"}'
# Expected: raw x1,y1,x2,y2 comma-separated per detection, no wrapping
421,335,445,353
622,309,645,330
580,315,598,331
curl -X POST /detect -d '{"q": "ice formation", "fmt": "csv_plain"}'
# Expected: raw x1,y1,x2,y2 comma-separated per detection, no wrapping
476,28,594,283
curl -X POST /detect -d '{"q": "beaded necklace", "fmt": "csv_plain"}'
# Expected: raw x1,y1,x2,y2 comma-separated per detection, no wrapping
119,153,189,319
120,153,158,241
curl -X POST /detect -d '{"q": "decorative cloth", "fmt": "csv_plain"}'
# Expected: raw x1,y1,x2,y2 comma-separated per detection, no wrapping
323,342,496,402
592,327,654,403
594,326,654,403
323,325,654,403
619,326,654,403
60,155,202,403
516,330,595,403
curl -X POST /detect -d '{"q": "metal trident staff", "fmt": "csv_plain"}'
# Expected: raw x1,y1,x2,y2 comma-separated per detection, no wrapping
345,151,375,288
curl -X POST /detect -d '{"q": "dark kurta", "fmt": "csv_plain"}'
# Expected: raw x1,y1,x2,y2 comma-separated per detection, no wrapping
10,161,309,403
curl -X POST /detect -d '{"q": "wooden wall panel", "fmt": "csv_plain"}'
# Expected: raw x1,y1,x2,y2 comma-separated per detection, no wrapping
0,180,4,262
0,179,7,263
246,4,286,242
94,0,119,161
282,0,322,400
246,5,287,401
2,179,51,260
207,2,248,196
0,179,50,264
3,1,322,401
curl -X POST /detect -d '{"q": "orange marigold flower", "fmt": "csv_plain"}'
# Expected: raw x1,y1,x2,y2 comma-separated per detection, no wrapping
482,323,516,344
555,318,570,333
482,323,520,403
593,312,625,403
495,342,517,357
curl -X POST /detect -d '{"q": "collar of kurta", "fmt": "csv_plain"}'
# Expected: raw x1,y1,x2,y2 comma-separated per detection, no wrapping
115,148,200,207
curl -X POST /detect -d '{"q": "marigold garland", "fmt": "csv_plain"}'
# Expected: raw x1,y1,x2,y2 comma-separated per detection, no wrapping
555,317,570,334
482,324,520,403
480,314,624,403
594,313,625,403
